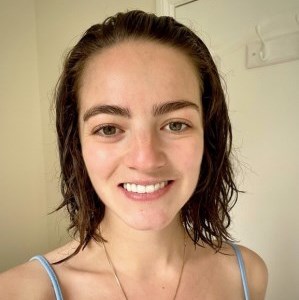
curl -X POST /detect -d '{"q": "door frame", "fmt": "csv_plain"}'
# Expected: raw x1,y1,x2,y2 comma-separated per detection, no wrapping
156,0,198,17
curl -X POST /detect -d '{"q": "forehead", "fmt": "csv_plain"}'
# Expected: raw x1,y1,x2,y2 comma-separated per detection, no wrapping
78,40,201,111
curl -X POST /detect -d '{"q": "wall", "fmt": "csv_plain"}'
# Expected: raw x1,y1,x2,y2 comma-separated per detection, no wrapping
176,0,299,299
0,0,155,271
0,0,48,271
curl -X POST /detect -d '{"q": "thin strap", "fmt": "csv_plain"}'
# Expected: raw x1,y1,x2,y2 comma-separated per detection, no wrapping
230,243,250,300
30,255,64,300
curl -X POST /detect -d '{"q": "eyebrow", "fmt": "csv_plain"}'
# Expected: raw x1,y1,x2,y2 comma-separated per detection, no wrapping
83,100,200,122
83,105,131,121
152,100,200,116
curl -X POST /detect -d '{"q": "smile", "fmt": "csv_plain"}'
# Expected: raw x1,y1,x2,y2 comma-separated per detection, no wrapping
122,181,169,194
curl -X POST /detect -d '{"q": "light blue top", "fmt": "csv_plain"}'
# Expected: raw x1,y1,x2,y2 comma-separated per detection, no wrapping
29,255,64,300
230,243,250,300
30,243,250,300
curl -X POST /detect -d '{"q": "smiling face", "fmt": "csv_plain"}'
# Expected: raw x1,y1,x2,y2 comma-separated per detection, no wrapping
78,40,204,231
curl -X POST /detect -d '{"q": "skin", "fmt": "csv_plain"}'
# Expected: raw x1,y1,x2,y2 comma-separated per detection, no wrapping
0,40,268,299
79,39,203,233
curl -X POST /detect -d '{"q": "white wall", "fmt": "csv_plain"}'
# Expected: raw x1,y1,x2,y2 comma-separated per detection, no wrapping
0,0,156,271
0,0,48,271
175,0,299,299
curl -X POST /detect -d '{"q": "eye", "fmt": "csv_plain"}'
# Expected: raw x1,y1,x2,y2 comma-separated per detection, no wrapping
164,121,190,132
93,124,122,137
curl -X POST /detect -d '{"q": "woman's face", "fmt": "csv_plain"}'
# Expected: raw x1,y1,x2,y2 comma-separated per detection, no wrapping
79,40,204,231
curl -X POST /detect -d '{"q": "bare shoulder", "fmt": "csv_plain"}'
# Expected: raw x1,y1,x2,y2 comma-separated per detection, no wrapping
237,244,268,300
188,241,267,299
0,259,54,300
214,242,268,299
43,239,80,263
0,241,78,300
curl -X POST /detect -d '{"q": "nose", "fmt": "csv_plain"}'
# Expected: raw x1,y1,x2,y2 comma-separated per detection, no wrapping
124,130,167,172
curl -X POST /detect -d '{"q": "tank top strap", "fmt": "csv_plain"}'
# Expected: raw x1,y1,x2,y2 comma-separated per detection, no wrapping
30,255,64,300
230,243,250,300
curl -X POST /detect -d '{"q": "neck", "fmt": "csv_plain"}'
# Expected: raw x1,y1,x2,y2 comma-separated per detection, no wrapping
95,214,186,277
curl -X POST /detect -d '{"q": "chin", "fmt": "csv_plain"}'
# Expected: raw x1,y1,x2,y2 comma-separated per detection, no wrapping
123,211,177,232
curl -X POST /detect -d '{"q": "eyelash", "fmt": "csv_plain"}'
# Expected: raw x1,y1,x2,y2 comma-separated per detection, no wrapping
92,121,191,137
163,121,190,133
93,124,123,137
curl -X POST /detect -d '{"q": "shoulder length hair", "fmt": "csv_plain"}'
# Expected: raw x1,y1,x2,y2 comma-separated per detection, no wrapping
54,10,239,263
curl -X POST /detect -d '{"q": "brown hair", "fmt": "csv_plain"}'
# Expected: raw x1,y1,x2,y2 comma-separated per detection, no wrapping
54,10,239,263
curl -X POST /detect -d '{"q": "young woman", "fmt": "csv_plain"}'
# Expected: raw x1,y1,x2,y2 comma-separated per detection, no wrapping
0,10,267,299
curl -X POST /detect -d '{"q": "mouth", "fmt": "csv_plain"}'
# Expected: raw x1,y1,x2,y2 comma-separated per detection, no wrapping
121,181,172,194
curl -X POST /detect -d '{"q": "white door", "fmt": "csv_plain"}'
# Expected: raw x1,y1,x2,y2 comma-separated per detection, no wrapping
157,1,299,299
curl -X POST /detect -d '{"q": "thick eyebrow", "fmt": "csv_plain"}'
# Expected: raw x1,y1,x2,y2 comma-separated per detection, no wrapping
153,100,200,116
83,100,200,122
83,104,131,122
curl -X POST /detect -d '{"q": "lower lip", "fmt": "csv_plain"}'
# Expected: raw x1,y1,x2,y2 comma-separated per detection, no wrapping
119,181,174,202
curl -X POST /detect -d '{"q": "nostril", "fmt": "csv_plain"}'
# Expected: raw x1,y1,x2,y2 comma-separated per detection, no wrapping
124,148,167,171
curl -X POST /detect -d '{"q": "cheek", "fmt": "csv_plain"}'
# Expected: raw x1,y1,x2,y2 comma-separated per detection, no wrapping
82,142,120,179
172,137,204,173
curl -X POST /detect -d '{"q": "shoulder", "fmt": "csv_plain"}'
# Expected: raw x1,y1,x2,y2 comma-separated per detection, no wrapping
197,241,268,299
43,240,80,263
0,241,78,300
188,241,267,299
0,259,55,300
236,244,268,300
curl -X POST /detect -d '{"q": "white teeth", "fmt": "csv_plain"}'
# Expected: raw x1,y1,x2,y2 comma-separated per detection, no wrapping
137,185,146,193
145,185,155,193
123,181,169,194
131,184,137,193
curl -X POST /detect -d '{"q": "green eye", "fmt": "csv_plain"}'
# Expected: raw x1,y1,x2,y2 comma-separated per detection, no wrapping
95,125,121,137
165,122,188,132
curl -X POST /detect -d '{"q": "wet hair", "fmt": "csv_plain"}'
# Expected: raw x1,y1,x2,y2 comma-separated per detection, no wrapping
54,10,239,263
